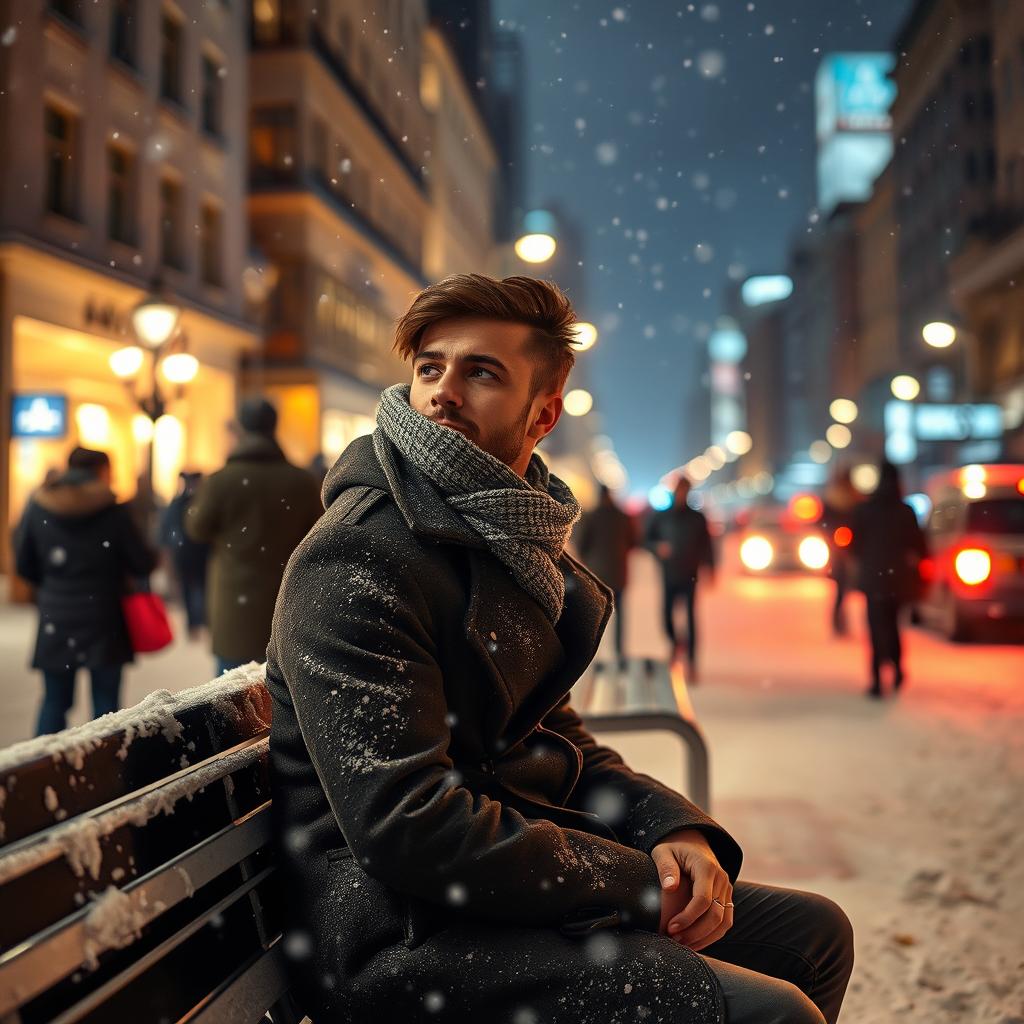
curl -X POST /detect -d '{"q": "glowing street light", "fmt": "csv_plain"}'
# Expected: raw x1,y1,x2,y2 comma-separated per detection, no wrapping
571,321,598,351
725,430,753,455
132,289,181,348
891,374,921,401
160,352,199,385
825,423,852,449
515,233,557,263
829,398,858,424
563,388,593,416
109,346,145,379
809,440,833,464
922,321,956,349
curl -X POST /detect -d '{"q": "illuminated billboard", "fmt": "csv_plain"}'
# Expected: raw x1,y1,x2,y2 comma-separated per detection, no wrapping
816,53,896,215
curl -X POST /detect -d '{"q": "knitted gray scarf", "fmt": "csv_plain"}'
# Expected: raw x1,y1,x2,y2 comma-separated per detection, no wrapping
374,384,581,623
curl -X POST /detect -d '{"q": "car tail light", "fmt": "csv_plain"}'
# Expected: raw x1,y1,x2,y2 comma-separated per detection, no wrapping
954,548,991,586
740,535,774,571
833,526,853,548
798,535,830,570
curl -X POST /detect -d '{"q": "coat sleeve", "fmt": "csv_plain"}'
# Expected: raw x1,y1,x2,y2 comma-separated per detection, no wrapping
183,474,223,544
541,695,742,882
13,508,42,585
269,524,665,933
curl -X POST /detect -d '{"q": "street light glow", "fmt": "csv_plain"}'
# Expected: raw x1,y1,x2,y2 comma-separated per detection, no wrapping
514,233,557,263
829,398,858,424
75,403,111,446
809,440,832,464
851,464,879,493
922,321,957,348
891,374,921,401
571,322,598,351
563,388,593,416
132,414,155,444
160,352,200,385
132,295,181,348
109,346,145,379
826,423,852,449
725,430,753,455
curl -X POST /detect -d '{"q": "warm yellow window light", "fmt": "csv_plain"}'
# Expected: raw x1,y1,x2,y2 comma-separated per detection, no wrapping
132,414,155,444
75,404,111,446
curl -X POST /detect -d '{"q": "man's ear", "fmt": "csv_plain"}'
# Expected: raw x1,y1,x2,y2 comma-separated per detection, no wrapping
527,393,563,441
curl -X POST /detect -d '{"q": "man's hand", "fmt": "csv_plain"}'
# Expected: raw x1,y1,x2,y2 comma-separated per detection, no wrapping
651,828,733,951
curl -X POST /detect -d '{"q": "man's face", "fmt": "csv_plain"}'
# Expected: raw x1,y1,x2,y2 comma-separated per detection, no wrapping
408,318,562,475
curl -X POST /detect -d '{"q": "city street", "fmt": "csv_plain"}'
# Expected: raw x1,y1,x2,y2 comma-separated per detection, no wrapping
1,542,1021,1021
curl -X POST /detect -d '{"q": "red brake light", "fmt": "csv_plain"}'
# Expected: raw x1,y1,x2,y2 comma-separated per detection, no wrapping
833,526,852,548
954,548,992,586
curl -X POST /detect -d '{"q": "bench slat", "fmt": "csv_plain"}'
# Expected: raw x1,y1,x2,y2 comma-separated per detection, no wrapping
44,866,276,1024
0,805,272,1015
184,944,290,1024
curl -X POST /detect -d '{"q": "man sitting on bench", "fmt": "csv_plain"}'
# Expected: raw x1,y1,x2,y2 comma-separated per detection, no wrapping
266,274,853,1024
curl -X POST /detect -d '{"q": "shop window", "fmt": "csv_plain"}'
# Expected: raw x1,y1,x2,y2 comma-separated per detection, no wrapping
202,54,224,137
107,144,136,244
160,12,183,105
44,105,78,220
48,0,83,26
159,175,184,269
200,201,223,286
110,0,137,68
250,105,298,185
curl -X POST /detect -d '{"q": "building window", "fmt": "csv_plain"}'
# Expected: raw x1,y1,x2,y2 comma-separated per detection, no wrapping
160,13,183,104
200,201,223,286
202,55,224,136
108,145,135,244
110,0,137,67
159,176,184,269
251,0,299,46
44,105,78,219
48,1,83,26
250,105,298,184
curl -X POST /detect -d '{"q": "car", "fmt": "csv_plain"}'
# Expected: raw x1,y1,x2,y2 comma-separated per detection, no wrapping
736,495,831,575
916,464,1024,642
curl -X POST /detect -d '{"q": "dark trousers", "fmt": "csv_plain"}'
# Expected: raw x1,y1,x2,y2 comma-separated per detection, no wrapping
663,579,697,662
701,881,854,1024
37,665,123,736
831,558,850,635
180,573,206,631
865,595,903,684
612,588,625,660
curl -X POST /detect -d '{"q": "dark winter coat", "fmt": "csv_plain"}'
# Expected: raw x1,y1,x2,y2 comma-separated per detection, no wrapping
159,492,209,579
265,434,742,1022
185,433,322,663
645,503,716,587
851,491,928,602
13,472,157,671
574,499,637,592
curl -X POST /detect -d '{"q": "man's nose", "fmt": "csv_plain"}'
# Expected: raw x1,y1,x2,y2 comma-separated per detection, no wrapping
430,371,463,409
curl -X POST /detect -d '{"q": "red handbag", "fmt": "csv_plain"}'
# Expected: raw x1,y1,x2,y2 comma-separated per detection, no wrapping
121,592,174,654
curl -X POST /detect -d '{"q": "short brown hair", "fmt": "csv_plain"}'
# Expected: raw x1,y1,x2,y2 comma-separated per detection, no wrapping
394,273,579,395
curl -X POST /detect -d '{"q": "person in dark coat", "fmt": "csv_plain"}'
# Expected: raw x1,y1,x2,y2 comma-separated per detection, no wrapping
851,461,928,698
266,274,853,1024
821,466,862,637
185,397,322,676
575,484,637,667
644,476,716,677
13,448,157,735
159,471,209,640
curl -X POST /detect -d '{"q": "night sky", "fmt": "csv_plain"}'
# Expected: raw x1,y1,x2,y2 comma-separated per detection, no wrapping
492,0,913,496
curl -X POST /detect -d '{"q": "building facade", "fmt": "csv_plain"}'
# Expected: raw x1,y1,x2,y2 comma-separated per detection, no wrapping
0,0,258,584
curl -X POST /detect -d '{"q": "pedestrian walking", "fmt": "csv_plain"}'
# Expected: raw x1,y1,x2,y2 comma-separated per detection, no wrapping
266,274,852,1024
159,471,209,641
851,460,928,698
13,448,157,735
575,484,637,668
644,475,716,677
822,466,863,636
185,397,322,676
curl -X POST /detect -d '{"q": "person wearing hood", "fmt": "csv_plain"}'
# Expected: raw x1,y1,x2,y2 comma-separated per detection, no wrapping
850,461,928,697
265,274,853,1024
14,447,157,736
185,397,322,676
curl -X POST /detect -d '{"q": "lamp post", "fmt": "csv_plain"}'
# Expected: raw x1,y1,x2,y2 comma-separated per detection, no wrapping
108,284,191,534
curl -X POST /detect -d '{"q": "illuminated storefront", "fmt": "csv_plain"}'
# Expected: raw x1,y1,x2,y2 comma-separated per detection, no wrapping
1,244,259,581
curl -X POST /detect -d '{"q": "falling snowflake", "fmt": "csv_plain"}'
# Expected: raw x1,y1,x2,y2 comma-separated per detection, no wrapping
696,50,725,78
595,141,619,165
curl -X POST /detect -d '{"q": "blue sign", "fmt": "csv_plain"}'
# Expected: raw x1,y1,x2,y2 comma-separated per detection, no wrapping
816,54,897,142
914,404,1003,441
11,394,68,439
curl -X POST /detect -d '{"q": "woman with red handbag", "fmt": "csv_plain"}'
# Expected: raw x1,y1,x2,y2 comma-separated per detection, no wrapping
13,447,159,735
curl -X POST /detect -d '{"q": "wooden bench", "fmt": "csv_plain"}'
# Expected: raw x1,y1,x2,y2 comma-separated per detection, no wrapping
0,664,304,1024
573,658,712,811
